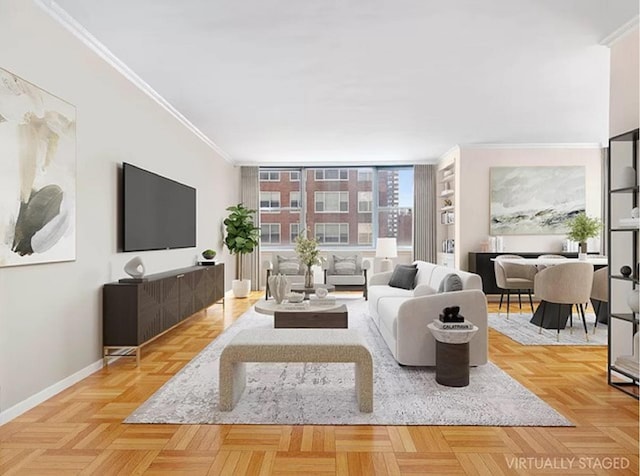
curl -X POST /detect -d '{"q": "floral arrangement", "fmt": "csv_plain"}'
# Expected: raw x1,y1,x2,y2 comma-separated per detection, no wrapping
295,228,321,269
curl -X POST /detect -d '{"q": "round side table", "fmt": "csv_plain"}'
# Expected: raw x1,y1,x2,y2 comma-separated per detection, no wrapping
427,322,478,387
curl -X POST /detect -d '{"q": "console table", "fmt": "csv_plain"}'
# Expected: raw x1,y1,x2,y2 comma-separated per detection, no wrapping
468,252,578,294
103,264,224,366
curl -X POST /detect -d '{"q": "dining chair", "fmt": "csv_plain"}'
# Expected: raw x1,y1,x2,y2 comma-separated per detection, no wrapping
533,262,594,341
590,266,609,332
494,255,537,318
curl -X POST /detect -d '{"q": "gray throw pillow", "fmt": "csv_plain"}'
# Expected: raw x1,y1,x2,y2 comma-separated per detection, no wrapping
334,255,357,275
277,256,300,275
438,273,463,293
388,265,418,290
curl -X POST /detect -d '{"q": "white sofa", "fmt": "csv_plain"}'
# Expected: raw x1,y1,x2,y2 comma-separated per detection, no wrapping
368,261,488,366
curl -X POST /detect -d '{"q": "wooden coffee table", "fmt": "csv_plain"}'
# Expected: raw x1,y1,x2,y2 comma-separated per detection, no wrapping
254,301,348,328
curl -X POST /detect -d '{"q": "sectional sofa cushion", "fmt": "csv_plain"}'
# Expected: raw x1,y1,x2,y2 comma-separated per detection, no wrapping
388,265,418,290
438,273,464,293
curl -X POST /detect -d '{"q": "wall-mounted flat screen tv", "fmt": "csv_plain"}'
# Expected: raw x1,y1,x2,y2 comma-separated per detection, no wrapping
122,163,196,252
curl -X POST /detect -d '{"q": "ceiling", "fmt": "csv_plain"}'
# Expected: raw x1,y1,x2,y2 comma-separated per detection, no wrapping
46,0,638,165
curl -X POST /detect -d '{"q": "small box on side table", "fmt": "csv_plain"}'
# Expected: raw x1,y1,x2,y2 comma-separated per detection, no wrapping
427,321,478,387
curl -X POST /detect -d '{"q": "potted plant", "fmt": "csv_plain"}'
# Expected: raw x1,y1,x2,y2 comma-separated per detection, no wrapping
567,212,601,259
224,203,260,297
202,249,216,260
294,228,321,287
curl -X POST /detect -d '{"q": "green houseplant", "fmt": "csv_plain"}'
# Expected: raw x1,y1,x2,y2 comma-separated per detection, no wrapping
294,228,321,287
224,203,260,297
566,212,601,256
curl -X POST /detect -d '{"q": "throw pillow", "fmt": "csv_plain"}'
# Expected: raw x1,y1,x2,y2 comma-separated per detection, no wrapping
438,273,464,293
333,255,357,275
388,265,418,290
277,256,300,275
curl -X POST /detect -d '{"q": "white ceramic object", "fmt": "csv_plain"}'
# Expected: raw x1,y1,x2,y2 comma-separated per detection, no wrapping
627,288,639,313
232,279,251,298
268,274,290,304
631,207,639,219
620,166,637,189
286,292,304,303
124,256,145,279
315,287,328,298
578,253,588,261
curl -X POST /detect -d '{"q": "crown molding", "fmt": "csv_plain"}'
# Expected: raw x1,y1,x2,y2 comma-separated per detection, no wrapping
234,157,437,167
34,0,234,164
460,142,605,150
600,15,639,47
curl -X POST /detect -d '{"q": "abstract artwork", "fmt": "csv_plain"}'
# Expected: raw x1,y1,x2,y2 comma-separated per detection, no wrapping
0,68,76,267
490,166,585,235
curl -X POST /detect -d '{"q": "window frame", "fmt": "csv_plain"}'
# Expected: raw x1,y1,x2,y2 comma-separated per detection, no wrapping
315,191,349,213
315,223,349,244
259,171,280,182
261,223,281,244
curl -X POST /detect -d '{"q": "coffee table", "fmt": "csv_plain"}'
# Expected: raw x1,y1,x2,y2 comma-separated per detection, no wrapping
254,300,348,328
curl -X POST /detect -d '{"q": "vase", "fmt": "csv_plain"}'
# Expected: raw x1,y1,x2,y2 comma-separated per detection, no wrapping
124,256,145,279
304,266,313,288
268,274,290,304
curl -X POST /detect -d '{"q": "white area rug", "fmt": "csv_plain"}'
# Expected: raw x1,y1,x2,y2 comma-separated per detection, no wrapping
488,311,607,346
126,299,572,426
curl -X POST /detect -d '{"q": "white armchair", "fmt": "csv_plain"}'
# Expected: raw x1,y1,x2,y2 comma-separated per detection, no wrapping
264,253,305,299
322,253,370,299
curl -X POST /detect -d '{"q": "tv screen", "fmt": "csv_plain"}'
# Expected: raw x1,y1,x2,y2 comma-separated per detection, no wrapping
122,163,196,251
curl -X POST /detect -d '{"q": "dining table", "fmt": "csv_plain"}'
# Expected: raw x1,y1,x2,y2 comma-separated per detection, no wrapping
491,256,608,329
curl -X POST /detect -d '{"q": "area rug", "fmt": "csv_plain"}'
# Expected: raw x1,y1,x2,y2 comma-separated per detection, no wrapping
125,298,572,426
488,311,607,346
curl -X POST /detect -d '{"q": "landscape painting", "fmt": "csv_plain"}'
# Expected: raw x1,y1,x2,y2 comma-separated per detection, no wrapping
0,68,76,267
490,166,585,235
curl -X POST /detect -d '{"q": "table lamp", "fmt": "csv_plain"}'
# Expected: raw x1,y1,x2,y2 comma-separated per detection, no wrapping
376,237,397,272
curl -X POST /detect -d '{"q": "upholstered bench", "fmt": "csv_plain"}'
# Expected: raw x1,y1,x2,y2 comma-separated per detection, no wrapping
219,329,373,412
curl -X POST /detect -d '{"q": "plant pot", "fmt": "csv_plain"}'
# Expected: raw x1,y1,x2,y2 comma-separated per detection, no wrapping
232,279,251,298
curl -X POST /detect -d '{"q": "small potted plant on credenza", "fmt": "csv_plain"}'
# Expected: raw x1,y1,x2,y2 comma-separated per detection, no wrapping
224,203,260,298
566,212,601,260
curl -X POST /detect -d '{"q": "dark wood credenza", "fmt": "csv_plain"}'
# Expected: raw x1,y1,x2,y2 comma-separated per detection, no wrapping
103,264,224,365
468,252,578,295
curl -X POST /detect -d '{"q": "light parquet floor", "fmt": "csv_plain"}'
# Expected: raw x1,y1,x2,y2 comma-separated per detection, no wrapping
1,292,638,475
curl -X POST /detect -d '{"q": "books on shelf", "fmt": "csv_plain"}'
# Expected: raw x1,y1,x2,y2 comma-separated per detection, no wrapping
431,320,475,330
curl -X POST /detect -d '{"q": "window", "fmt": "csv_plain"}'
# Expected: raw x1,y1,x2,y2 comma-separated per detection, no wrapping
259,171,280,181
358,191,372,213
290,223,300,242
377,168,414,247
315,168,348,181
315,191,349,213
260,191,280,210
358,223,373,245
258,167,414,248
358,170,373,182
290,191,300,209
315,223,349,244
261,223,280,244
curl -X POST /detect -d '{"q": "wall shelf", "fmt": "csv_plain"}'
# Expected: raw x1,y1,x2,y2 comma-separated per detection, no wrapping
607,127,639,400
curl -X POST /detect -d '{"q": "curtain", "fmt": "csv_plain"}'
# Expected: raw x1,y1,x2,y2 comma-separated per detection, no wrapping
413,164,437,262
241,166,261,290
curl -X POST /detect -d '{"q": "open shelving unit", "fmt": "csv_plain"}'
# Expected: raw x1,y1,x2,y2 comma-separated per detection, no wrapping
437,158,457,268
607,128,639,399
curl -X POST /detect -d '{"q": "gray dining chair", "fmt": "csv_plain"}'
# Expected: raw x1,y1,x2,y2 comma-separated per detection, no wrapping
494,255,537,318
533,262,594,341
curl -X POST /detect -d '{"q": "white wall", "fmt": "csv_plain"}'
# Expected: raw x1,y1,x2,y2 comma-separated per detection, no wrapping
609,27,639,137
0,0,240,416
457,147,603,271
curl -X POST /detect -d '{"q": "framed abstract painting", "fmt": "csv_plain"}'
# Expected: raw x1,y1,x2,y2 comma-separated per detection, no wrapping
0,67,76,267
490,166,585,235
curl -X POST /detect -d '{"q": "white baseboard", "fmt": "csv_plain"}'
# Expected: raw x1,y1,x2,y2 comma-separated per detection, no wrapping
0,358,104,425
